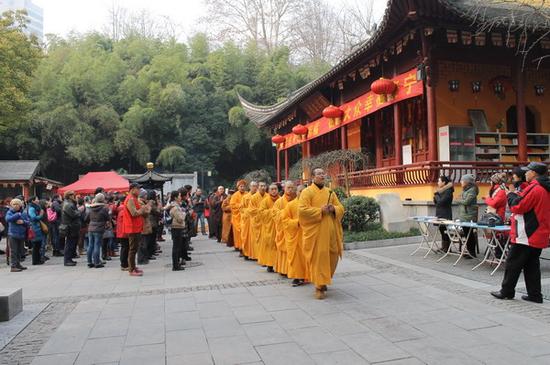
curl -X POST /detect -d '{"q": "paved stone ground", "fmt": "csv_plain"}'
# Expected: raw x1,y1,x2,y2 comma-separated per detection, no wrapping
1,235,550,364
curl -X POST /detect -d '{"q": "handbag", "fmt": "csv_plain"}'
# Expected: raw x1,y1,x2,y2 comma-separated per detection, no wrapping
27,226,36,241
40,220,49,234
478,212,504,227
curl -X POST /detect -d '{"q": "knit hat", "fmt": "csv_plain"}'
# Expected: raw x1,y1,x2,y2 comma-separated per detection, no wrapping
490,172,507,185
10,198,23,208
92,193,106,204
461,174,475,184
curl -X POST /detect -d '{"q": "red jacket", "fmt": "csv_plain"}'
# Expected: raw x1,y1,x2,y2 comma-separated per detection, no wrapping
115,204,126,239
484,187,507,220
122,195,143,235
508,177,550,249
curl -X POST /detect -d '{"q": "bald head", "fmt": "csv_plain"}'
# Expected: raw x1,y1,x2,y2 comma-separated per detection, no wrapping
312,168,326,186
258,181,267,194
250,181,258,194
296,184,305,197
284,180,296,197
268,184,279,197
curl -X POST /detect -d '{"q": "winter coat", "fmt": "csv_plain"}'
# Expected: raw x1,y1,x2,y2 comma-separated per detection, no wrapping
458,183,479,222
88,204,110,233
508,176,550,249
433,183,454,219
141,199,152,235
61,199,81,237
28,203,44,242
169,204,187,229
485,186,507,221
6,208,29,240
115,204,126,239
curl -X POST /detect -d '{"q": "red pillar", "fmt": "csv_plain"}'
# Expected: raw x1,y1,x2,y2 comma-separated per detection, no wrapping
276,148,281,182
22,184,30,200
421,30,438,162
340,126,347,150
515,62,528,161
394,103,402,165
375,114,383,167
284,149,289,180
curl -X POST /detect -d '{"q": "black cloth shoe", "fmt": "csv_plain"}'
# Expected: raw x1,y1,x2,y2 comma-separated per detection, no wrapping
188,246,194,251
17,264,27,270
94,264,104,268
64,262,77,266
88,263,94,268
184,256,192,261
172,266,185,271
53,251,63,257
267,266,274,273
521,295,543,304
491,291,514,300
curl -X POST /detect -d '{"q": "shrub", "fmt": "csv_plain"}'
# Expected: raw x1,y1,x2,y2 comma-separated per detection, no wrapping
342,196,380,232
332,186,348,202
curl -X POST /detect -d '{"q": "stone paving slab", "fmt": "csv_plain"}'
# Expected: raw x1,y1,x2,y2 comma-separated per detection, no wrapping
3,236,550,364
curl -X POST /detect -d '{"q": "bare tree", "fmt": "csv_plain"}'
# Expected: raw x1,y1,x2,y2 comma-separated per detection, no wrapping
103,1,182,41
202,0,375,64
336,0,376,54
202,0,298,53
289,0,339,63
460,1,550,67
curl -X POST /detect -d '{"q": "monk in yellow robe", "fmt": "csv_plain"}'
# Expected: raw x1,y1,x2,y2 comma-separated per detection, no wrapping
258,184,280,272
249,182,267,262
230,180,247,252
221,190,234,246
273,181,294,275
282,184,309,286
299,168,344,299
240,181,258,260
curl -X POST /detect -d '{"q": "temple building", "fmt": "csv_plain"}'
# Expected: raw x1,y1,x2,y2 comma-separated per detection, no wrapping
239,0,550,202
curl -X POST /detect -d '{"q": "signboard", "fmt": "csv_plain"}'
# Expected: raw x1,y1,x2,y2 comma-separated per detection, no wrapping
279,68,424,150
402,145,413,165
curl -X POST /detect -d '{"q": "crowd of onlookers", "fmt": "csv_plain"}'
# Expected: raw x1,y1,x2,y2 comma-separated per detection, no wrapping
433,162,550,303
0,184,219,275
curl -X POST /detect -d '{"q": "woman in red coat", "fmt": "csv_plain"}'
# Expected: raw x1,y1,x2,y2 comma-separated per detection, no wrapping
484,172,508,221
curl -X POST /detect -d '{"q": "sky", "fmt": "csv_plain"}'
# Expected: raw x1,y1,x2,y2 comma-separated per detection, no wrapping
33,0,388,40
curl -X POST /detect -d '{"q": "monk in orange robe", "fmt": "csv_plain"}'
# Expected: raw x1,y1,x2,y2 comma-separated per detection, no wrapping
282,183,309,286
299,168,344,299
258,184,280,272
230,180,247,252
273,181,294,275
240,181,257,260
221,190,234,246
249,181,266,262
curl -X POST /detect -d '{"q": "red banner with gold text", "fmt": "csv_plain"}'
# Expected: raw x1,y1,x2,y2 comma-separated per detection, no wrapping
278,68,423,150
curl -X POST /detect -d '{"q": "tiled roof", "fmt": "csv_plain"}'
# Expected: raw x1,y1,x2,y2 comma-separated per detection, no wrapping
239,0,550,129
0,160,40,181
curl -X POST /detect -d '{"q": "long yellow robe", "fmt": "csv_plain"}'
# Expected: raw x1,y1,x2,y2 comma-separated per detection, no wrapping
258,195,279,267
230,191,246,250
248,192,265,260
282,198,308,280
240,192,252,257
273,195,290,274
221,196,233,245
298,184,344,287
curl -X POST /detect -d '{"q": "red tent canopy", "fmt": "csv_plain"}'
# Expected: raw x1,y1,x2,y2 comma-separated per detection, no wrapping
58,171,129,195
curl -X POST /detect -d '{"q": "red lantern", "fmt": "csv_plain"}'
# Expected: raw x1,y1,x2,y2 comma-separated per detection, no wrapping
271,134,285,148
371,77,397,103
292,124,308,140
322,105,344,127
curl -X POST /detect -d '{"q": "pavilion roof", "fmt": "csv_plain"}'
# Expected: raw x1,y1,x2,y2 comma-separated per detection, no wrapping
239,0,550,129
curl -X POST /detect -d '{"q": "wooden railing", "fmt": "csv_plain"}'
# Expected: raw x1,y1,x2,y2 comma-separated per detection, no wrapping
337,161,525,188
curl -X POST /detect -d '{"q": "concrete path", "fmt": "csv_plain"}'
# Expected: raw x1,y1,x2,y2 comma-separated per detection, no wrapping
1,235,550,364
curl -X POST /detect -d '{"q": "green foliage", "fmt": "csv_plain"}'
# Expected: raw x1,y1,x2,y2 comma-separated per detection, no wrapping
332,187,348,202
344,225,421,243
242,169,272,184
0,27,324,184
342,196,380,232
0,10,42,133
156,145,187,172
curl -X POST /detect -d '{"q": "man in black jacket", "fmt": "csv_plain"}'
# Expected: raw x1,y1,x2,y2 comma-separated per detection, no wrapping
60,191,81,266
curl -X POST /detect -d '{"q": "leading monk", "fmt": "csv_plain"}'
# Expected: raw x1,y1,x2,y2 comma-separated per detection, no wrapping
230,180,247,253
298,168,344,299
